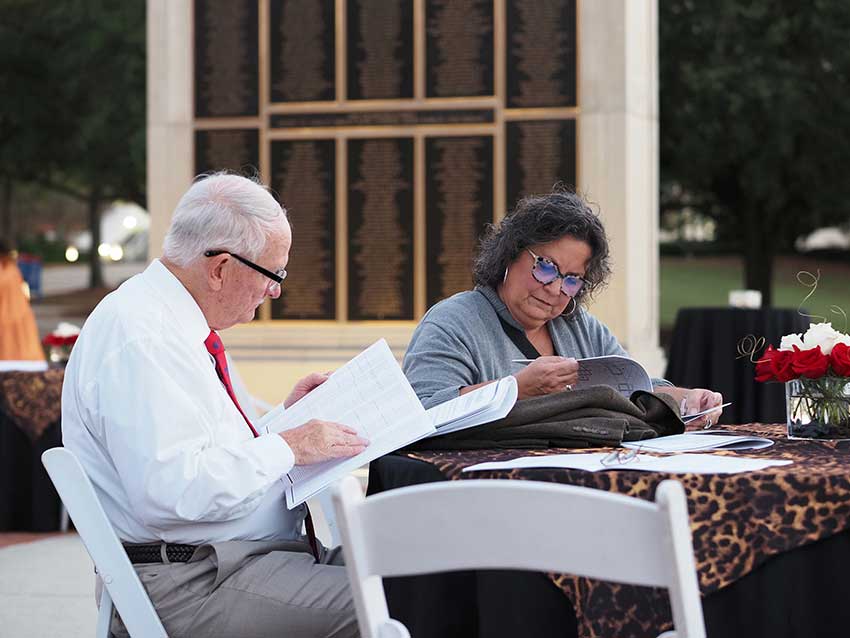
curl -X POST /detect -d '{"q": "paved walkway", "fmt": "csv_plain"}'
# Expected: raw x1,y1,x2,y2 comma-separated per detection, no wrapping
0,533,97,637
0,495,342,637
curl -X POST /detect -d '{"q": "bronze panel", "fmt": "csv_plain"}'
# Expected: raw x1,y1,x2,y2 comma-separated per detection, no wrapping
269,140,336,320
195,129,260,176
346,0,414,100
425,136,493,307
269,0,335,103
425,0,494,97
506,0,576,108
506,119,576,208
194,0,259,117
347,138,414,320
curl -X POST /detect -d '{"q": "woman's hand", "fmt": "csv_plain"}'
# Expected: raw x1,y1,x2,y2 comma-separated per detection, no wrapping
656,386,724,429
514,356,579,399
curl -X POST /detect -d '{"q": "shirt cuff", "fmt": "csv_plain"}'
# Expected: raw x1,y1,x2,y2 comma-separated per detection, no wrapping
245,432,295,476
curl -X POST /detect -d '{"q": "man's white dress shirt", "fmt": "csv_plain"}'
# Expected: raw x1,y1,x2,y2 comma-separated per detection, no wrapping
62,259,303,544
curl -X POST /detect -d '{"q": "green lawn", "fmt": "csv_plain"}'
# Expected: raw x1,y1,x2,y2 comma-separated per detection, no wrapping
660,255,850,330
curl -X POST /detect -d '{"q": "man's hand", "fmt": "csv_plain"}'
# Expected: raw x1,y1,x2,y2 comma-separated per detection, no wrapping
279,419,369,465
514,356,579,399
284,371,332,408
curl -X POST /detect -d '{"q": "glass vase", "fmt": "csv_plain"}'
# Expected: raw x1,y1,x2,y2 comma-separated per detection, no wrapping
786,376,850,440
47,345,71,367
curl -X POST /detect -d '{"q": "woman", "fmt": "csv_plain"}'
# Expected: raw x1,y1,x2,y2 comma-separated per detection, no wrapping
0,240,44,361
403,190,723,426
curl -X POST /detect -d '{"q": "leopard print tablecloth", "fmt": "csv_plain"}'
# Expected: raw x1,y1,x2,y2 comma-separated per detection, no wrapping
405,424,850,637
0,369,64,441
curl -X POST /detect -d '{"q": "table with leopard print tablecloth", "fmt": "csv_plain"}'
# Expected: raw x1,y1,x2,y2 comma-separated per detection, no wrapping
402,423,850,638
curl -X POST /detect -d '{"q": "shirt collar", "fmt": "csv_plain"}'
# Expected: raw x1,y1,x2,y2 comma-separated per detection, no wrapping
475,285,527,331
144,259,211,344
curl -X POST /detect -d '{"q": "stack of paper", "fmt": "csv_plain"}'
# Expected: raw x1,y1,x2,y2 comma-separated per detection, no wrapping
622,433,774,453
423,376,518,438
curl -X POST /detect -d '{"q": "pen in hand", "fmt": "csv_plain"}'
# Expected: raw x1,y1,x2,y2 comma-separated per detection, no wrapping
511,359,535,365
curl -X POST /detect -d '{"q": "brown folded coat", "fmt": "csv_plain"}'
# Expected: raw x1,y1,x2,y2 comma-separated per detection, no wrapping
408,385,685,451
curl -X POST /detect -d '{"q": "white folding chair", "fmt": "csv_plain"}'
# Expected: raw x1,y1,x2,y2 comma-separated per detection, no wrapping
41,447,167,638
333,477,706,638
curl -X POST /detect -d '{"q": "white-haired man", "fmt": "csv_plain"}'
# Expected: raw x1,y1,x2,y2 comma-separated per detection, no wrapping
62,173,367,637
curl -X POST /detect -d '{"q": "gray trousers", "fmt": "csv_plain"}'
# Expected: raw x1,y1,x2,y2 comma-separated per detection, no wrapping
111,539,358,638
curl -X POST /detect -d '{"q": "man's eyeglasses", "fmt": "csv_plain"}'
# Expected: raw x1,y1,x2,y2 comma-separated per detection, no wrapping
527,249,586,297
204,250,287,293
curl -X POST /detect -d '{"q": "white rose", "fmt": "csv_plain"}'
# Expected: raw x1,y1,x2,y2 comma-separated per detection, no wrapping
801,322,841,355
53,322,81,338
779,332,804,351
835,331,850,347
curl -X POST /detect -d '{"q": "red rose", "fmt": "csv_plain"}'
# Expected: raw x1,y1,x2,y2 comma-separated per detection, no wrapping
831,342,850,377
755,345,777,382
41,334,78,347
770,348,796,382
791,345,830,379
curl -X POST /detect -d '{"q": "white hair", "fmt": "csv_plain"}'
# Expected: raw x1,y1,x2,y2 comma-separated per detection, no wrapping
162,173,288,267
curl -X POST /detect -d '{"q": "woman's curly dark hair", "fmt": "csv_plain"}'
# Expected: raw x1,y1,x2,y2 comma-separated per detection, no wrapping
472,189,612,312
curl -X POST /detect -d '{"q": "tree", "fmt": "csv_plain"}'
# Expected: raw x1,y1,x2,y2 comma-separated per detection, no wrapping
659,1,850,306
0,0,145,287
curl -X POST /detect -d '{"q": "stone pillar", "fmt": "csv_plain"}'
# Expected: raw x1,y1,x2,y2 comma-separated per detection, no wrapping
146,0,193,259
577,0,664,376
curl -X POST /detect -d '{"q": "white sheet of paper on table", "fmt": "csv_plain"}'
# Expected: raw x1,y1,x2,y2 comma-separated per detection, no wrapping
462,452,792,474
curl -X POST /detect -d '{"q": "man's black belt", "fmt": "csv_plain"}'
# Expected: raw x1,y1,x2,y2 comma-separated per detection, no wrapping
124,543,197,564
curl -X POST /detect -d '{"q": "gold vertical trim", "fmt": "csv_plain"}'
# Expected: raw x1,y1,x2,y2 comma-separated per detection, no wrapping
493,0,506,222
335,0,346,103
335,136,348,321
258,0,272,321
413,134,426,317
258,0,270,184
574,0,581,188
414,0,426,100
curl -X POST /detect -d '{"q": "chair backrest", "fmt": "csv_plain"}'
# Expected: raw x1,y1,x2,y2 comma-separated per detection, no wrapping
333,476,706,638
41,447,167,638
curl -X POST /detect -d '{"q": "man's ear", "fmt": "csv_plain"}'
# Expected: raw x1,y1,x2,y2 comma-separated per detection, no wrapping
207,255,227,292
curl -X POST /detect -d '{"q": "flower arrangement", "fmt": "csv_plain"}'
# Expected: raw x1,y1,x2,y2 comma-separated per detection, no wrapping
42,322,81,365
755,322,850,439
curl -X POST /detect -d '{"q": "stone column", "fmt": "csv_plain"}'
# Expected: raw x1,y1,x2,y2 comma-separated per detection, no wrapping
577,0,664,376
146,0,193,259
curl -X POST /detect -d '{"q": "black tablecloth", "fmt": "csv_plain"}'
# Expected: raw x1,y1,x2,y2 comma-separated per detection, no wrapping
368,454,850,638
0,413,61,531
665,308,809,424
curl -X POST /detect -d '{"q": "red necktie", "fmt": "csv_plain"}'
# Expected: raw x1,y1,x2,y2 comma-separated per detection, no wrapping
205,331,259,437
204,330,320,560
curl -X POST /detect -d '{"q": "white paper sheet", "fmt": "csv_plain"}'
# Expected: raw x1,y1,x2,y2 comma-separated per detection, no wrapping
462,452,792,474
257,339,434,507
622,433,774,453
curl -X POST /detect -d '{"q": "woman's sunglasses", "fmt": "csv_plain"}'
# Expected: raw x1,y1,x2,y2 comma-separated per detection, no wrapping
527,249,586,297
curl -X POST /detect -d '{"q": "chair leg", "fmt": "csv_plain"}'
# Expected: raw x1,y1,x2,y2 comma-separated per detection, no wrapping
96,588,114,638
59,504,70,533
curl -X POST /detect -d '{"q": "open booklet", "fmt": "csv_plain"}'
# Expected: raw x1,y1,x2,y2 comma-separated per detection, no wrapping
257,339,435,509
421,376,518,439
256,340,519,508
622,432,774,453
575,355,653,397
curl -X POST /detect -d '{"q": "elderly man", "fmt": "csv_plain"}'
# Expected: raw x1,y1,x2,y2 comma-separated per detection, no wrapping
62,173,367,637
